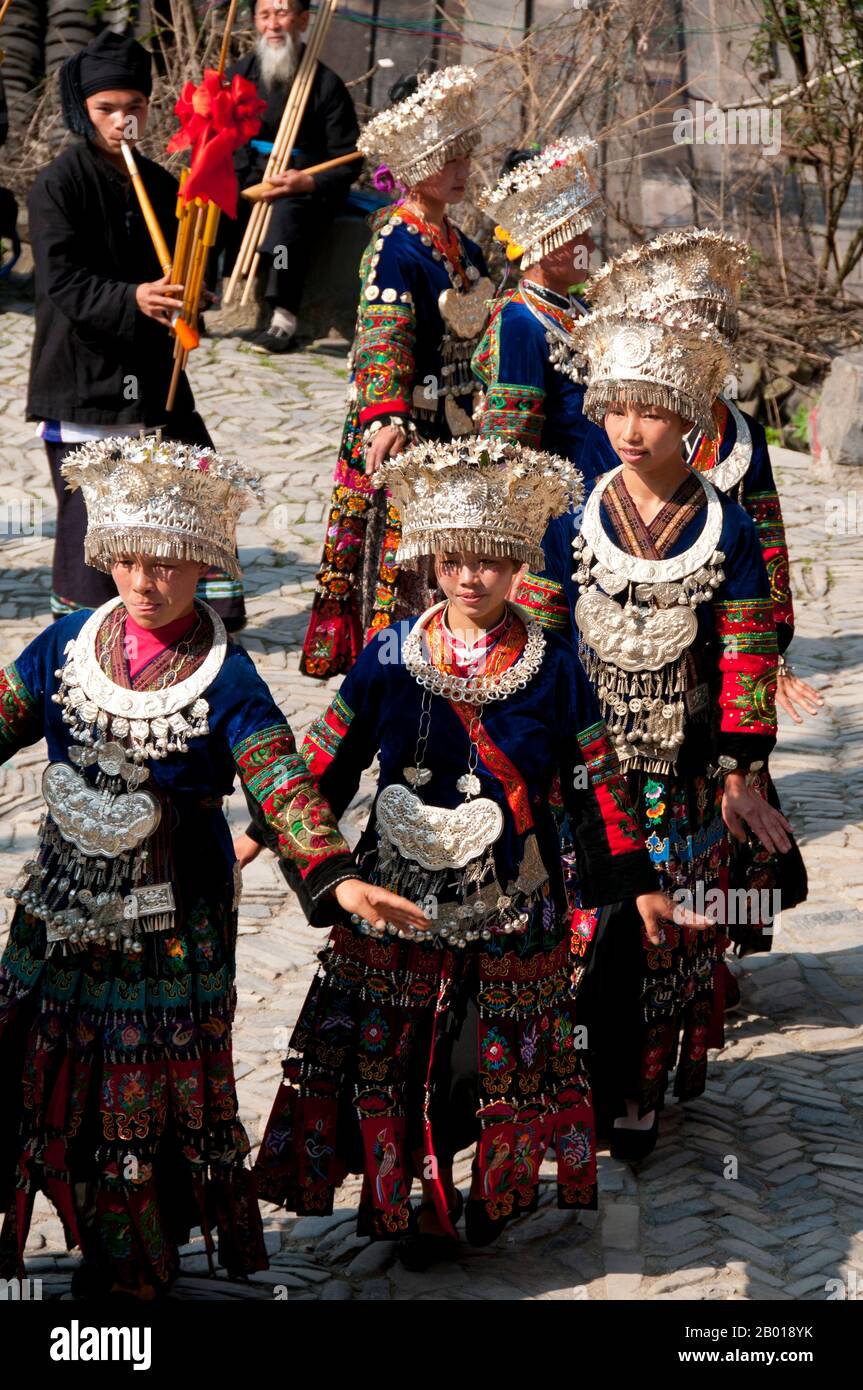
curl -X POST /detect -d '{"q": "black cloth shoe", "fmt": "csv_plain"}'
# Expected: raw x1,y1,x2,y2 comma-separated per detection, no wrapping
465,1198,513,1248
609,1112,660,1163
397,1190,464,1272
251,324,296,354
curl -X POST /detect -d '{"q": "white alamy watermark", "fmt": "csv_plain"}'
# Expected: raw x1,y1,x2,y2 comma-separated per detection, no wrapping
825,492,863,535
0,1277,42,1300
672,882,782,930
0,497,42,538
49,1321,151,1370
673,100,781,158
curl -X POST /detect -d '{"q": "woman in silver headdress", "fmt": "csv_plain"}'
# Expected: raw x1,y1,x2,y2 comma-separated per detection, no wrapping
558,287,799,1160
298,66,494,683
255,435,670,1270
0,436,423,1299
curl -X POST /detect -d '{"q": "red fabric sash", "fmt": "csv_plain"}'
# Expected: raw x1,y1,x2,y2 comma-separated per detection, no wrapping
425,609,535,835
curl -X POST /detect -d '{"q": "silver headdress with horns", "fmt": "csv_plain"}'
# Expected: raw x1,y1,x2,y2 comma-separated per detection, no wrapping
377,436,582,572
357,65,482,186
570,305,734,440
478,137,603,269
61,436,261,580
586,227,750,341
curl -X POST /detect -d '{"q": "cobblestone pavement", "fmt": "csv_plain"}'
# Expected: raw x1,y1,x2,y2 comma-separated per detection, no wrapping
1,284,862,1303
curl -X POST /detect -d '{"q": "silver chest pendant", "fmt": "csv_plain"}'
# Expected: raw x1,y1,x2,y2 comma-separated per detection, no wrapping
7,599,226,955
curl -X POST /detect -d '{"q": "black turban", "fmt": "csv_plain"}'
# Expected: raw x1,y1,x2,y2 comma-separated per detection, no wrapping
59,31,153,138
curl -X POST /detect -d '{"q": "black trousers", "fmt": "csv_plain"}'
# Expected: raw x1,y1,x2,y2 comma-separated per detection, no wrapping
217,189,342,315
46,412,215,616
575,901,647,1132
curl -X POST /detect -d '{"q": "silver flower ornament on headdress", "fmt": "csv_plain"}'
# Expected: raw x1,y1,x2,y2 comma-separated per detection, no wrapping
478,137,603,269
586,227,750,341
61,435,262,580
358,65,482,186
377,435,582,571
569,305,735,440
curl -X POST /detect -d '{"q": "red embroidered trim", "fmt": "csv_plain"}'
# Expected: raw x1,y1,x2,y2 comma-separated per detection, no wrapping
425,609,534,834
744,490,794,633
302,693,355,777
714,599,778,735
514,573,569,631
690,400,729,473
233,723,351,877
576,719,643,853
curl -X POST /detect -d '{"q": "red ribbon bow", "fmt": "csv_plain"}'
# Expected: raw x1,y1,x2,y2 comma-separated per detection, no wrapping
168,70,266,218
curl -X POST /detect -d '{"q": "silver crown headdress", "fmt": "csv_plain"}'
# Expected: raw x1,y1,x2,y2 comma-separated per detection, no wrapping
586,227,750,341
358,66,482,186
570,306,734,439
377,436,582,571
61,435,261,580
478,137,603,269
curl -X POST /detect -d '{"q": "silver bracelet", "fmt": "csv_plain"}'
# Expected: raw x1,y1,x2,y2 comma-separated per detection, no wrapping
361,415,415,450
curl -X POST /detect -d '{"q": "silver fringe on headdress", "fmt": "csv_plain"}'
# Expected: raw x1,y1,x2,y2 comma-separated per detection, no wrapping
358,66,482,186
478,137,603,269
61,435,262,581
570,307,735,440
377,436,582,571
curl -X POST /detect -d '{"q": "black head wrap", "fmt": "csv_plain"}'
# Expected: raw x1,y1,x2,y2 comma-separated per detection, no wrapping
59,31,153,138
387,73,420,107
499,148,538,178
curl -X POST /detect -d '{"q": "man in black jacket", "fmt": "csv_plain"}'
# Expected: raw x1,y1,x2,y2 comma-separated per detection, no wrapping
26,31,245,629
224,0,361,352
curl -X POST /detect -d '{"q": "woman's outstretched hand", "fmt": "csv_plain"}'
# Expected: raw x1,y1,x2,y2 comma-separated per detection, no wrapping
722,772,793,855
233,832,263,869
776,669,825,724
636,890,711,945
334,879,431,932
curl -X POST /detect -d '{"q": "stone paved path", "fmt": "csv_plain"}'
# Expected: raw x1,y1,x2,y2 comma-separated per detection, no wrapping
1,283,861,1302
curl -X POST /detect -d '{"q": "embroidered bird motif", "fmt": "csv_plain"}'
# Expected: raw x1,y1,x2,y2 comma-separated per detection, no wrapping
483,1136,511,1196
375,1128,397,1205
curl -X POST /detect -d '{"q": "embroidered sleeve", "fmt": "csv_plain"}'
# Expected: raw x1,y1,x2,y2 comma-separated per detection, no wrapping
714,597,778,765
472,301,547,449
0,662,42,755
354,235,417,425
301,648,385,819
564,718,656,904
303,691,356,778
476,384,545,449
233,722,353,884
743,490,794,649
514,573,570,631
558,644,657,904
737,416,794,651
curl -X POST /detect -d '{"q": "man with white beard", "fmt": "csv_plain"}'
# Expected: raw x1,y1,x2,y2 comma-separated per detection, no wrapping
223,0,360,351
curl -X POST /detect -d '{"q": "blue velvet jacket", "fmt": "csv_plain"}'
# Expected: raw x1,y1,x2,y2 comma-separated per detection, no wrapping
352,208,489,439
472,284,617,480
300,613,656,916
0,608,356,924
688,398,794,652
533,481,779,776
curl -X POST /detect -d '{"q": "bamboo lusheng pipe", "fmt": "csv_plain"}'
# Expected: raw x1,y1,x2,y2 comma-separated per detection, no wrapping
166,201,218,411
164,0,240,409
226,52,311,293
121,141,173,274
224,0,339,305
0,0,13,29
241,149,361,202
239,25,330,303
120,142,198,353
238,49,320,303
